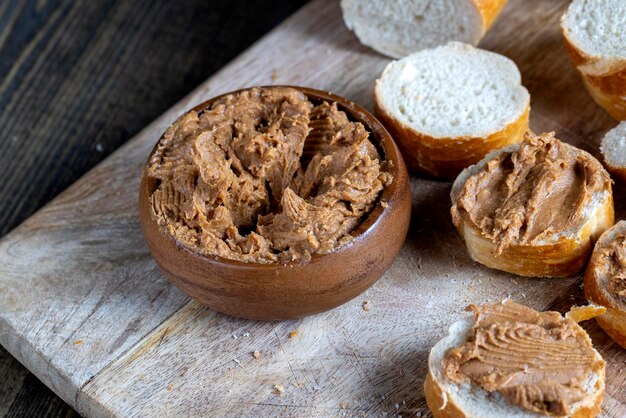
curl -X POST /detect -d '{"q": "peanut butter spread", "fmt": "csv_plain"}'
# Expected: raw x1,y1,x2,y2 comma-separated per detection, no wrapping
145,87,392,263
451,132,610,254
595,232,626,307
443,301,603,416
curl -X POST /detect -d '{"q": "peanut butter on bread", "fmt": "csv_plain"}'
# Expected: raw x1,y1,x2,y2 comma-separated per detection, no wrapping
442,301,605,416
594,231,626,307
146,87,391,263
451,131,611,254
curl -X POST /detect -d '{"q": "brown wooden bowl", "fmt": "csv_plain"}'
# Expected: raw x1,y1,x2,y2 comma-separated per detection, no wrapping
139,86,411,320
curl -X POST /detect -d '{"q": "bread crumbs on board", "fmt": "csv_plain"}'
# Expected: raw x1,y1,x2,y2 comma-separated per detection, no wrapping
362,301,370,311
273,384,285,395
252,350,261,359
289,330,299,338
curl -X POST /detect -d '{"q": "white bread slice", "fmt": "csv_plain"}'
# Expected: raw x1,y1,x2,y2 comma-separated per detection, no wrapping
450,138,614,278
425,313,606,418
374,42,530,178
584,220,626,349
561,0,626,120
600,121,626,182
340,0,508,59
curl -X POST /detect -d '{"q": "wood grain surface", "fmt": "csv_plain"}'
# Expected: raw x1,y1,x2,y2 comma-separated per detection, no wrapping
0,0,625,417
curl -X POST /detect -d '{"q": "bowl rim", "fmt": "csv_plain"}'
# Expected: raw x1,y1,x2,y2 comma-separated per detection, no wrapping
140,85,406,269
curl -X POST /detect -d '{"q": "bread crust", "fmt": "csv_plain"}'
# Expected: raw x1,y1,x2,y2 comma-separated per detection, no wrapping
561,24,626,120
584,221,626,349
450,143,614,278
603,163,626,184
474,0,508,32
424,372,467,418
373,91,529,178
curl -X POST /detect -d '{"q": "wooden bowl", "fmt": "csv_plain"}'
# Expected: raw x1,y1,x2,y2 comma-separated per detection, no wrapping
139,86,411,320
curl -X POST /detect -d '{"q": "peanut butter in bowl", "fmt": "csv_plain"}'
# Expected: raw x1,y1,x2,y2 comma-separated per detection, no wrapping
139,86,411,319
146,87,393,264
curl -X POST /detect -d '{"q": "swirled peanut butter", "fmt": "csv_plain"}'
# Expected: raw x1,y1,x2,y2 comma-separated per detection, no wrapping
451,131,610,254
145,87,392,263
443,301,604,416
595,231,626,307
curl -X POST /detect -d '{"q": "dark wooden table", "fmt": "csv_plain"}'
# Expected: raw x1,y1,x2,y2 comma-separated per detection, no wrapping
0,0,307,416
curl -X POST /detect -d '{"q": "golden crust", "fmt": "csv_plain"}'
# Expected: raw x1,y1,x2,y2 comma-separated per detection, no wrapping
595,310,626,349
566,304,607,323
424,372,467,418
581,72,626,121
373,94,529,178
473,0,508,31
584,222,626,349
603,163,626,184
562,27,626,120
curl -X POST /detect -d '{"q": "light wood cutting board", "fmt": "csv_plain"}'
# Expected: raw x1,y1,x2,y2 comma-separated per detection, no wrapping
0,0,625,416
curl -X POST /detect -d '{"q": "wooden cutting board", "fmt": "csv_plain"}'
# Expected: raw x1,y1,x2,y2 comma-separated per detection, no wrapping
0,0,624,416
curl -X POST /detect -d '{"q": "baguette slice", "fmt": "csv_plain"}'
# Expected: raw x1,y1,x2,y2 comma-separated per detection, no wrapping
340,0,508,58
584,220,626,348
561,0,626,120
600,121,626,182
451,133,614,277
374,42,529,178
425,303,606,418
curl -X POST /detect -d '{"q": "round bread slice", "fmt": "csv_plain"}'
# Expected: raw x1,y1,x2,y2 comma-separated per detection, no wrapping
340,0,508,58
425,302,606,418
584,220,626,349
374,42,530,178
600,121,626,182
561,0,626,120
450,132,614,278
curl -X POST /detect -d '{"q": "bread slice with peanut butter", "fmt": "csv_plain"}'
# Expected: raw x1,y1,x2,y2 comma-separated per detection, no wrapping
425,300,606,418
451,131,614,278
584,220,626,349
